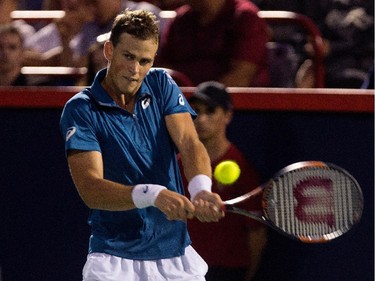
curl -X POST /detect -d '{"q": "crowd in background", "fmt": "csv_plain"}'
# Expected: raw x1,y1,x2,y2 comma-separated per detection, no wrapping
0,0,373,88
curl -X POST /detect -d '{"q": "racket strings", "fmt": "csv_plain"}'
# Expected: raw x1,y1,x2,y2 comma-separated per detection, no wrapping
264,167,363,240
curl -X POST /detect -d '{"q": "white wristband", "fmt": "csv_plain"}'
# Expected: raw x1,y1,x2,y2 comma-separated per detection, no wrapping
132,184,167,209
188,174,212,201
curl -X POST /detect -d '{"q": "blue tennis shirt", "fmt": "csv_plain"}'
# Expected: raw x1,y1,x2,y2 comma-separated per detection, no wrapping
60,68,196,260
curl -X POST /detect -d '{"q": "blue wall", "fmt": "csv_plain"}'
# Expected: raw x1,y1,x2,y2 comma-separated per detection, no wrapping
0,108,373,281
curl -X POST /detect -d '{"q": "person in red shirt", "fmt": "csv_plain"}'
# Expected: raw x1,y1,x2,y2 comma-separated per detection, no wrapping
179,81,268,281
156,0,270,87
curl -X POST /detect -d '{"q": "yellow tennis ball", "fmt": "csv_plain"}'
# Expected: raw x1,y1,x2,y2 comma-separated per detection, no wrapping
214,160,241,185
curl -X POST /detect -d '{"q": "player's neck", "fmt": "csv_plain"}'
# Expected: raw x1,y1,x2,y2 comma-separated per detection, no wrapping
101,78,136,112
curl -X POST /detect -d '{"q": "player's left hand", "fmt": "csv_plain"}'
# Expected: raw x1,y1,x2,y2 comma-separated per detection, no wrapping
192,191,225,222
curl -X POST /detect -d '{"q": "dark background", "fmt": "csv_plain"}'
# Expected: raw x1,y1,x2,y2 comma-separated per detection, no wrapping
0,106,373,281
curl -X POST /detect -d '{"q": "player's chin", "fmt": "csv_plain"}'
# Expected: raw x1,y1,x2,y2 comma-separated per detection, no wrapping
121,80,140,93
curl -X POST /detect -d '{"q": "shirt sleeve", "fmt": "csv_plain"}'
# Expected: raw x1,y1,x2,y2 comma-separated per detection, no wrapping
60,93,101,154
152,68,197,118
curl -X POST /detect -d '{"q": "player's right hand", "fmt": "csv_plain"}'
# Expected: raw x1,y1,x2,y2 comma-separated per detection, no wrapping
192,191,225,222
154,189,195,221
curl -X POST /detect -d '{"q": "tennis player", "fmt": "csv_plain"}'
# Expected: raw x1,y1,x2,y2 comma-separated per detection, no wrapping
60,9,224,281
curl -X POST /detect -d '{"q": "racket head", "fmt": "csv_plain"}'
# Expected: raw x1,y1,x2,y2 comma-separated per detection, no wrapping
262,161,364,243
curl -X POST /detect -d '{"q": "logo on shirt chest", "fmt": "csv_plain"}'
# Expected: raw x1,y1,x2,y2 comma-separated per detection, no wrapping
141,97,151,109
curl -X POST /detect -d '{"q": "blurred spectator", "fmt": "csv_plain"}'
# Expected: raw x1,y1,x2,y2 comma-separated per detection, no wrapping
24,0,161,68
18,0,93,85
179,81,268,281
41,0,67,10
77,33,107,86
253,0,322,18
256,0,374,88
252,0,318,87
149,0,185,10
23,0,94,66
0,24,28,86
70,0,161,67
361,63,374,89
297,0,373,88
331,1,372,88
0,0,36,40
266,42,300,87
156,0,270,87
18,0,44,10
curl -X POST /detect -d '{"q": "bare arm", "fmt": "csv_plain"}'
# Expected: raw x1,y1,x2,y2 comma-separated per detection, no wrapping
166,112,211,181
67,150,135,210
23,46,69,67
218,60,258,87
166,112,224,222
67,149,195,220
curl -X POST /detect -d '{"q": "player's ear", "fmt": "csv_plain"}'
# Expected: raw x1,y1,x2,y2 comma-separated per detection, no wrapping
103,41,113,61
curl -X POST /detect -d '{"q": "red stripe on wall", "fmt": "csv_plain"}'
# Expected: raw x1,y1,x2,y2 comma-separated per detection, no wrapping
0,87,373,113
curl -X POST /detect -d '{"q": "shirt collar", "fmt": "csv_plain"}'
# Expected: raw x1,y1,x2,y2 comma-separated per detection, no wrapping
89,68,152,108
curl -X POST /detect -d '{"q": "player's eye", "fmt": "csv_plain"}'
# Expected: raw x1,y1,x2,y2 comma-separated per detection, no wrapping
139,58,152,66
124,54,134,60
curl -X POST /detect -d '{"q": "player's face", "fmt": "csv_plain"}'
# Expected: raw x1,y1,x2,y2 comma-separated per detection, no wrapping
103,32,158,97
191,103,232,142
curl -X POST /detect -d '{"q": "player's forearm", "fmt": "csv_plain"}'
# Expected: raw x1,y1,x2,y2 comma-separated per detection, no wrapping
180,139,211,181
74,177,136,211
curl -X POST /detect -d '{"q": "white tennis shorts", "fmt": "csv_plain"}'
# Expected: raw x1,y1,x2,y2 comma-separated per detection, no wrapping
82,246,208,281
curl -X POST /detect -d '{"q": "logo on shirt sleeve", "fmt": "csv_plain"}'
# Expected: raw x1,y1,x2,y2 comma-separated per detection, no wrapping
65,126,77,142
178,94,185,106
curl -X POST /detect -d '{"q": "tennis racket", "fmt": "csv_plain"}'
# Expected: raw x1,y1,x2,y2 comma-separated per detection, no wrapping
223,161,363,243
